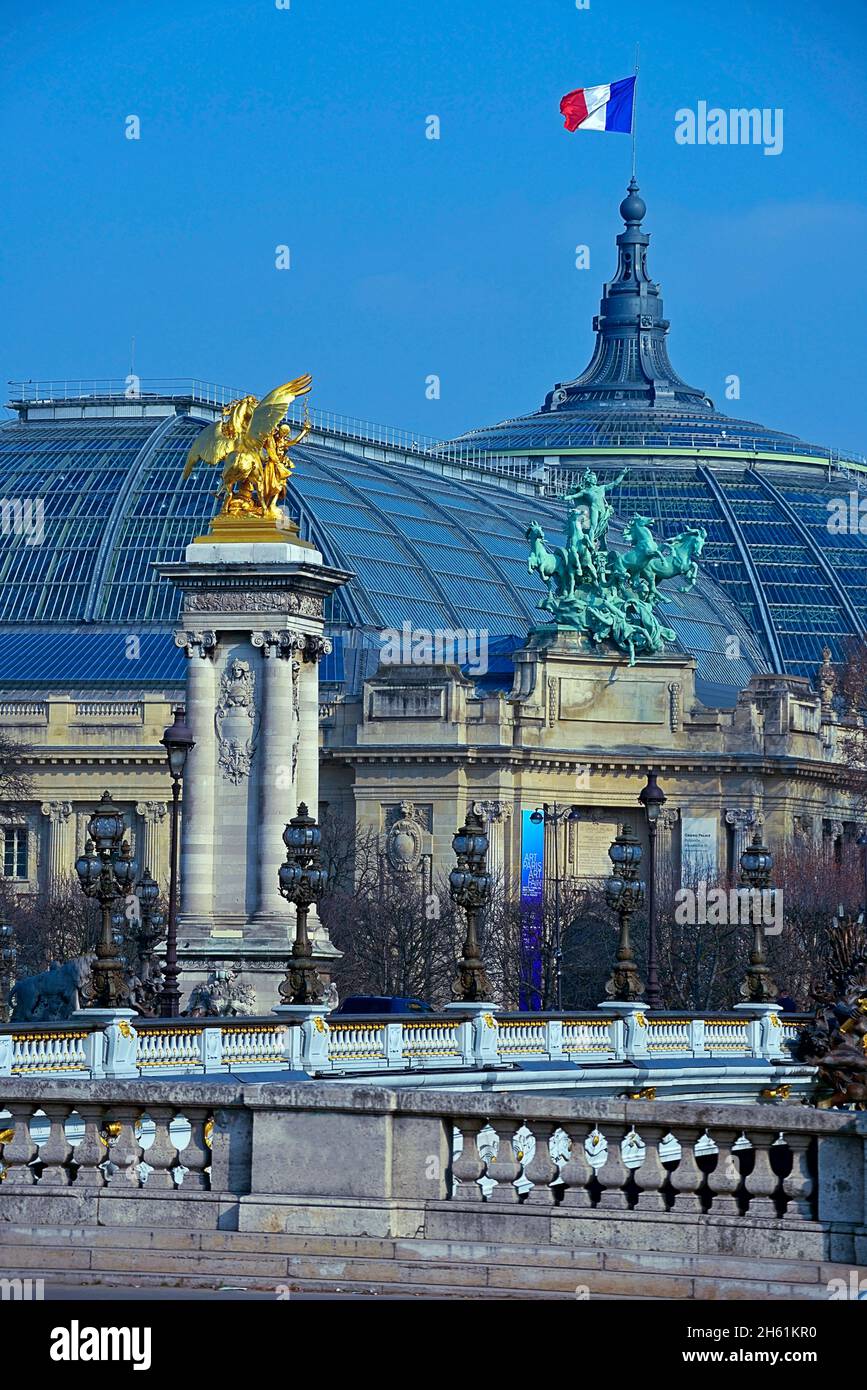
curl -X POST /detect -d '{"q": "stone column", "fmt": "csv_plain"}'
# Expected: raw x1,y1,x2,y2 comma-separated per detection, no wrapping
726,808,759,877
135,801,168,886
472,801,510,890
251,630,300,922
39,801,73,895
175,630,218,925
296,636,331,816
656,806,680,898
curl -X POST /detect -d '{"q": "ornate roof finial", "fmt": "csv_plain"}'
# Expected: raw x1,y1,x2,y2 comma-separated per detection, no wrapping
542,182,712,413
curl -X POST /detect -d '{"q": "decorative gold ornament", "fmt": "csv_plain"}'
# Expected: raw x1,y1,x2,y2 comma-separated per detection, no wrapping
634,1012,647,1028
99,1121,123,1147
761,1084,791,1101
313,1016,328,1034
0,1129,14,1145
183,376,313,538
118,1020,133,1038
204,1118,214,1150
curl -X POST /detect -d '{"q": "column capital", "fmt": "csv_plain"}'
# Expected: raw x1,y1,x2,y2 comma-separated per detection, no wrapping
301,635,332,664
40,800,73,823
135,800,168,824
725,808,758,830
471,800,512,823
251,629,304,659
174,629,218,659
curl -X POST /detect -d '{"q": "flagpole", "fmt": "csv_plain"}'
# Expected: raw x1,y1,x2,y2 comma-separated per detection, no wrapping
631,43,640,181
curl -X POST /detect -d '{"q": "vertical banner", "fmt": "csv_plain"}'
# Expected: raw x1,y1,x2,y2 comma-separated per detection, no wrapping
520,809,545,1010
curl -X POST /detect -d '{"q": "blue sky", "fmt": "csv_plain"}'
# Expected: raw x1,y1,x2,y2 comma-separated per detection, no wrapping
1,0,865,452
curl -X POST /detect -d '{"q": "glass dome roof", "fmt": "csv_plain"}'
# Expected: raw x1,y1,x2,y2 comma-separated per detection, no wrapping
0,409,765,705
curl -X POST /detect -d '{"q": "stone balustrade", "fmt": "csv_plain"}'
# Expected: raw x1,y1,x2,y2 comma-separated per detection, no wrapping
0,1008,817,1103
0,1081,864,1267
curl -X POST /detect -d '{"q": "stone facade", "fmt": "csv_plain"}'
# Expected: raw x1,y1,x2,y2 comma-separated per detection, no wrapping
1,634,862,936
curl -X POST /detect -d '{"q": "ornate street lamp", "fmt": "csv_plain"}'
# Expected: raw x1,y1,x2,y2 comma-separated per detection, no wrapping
529,802,581,1009
158,706,195,1017
133,868,165,1011
0,923,16,1023
603,826,646,1001
277,803,328,1005
738,828,779,1003
449,808,494,1003
75,791,137,1009
638,770,666,1010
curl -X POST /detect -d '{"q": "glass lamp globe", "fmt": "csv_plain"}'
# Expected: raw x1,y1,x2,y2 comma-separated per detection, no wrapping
88,791,124,852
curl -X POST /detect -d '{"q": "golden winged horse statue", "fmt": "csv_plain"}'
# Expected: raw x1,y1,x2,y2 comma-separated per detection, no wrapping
183,375,312,523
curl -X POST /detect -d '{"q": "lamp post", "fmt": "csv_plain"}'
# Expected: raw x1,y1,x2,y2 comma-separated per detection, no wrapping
158,707,195,1018
75,791,137,1009
529,802,581,1010
738,828,779,1003
603,826,646,1001
449,808,494,1003
638,770,666,1011
277,803,328,1005
134,868,164,1012
0,923,16,1023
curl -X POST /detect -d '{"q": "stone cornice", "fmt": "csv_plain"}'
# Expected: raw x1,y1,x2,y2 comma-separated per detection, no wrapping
323,745,854,786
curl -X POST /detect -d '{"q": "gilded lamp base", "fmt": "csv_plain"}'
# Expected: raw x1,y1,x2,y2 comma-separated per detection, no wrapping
194,512,314,547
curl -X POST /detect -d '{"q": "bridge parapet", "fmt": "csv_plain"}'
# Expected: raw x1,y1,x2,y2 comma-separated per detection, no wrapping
0,1008,814,1102
0,1080,864,1265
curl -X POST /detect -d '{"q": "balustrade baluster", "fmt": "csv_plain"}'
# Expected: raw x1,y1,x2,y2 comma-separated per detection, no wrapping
102,1106,141,1187
745,1130,781,1218
597,1128,631,1210
523,1121,560,1205
558,1127,594,1207
631,1123,668,1212
37,1102,72,1185
142,1107,179,1189
781,1133,814,1220
452,1119,488,1199
176,1107,210,1189
0,1104,36,1187
669,1128,704,1213
486,1125,522,1202
705,1127,742,1215
71,1105,108,1187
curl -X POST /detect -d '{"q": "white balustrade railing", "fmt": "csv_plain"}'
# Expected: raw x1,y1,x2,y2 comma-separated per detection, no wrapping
10,1029,90,1075
137,1026,204,1071
219,1024,286,1068
0,1009,815,1102
646,1017,693,1052
327,1021,387,1065
704,1017,752,1051
401,1019,463,1060
562,1017,617,1056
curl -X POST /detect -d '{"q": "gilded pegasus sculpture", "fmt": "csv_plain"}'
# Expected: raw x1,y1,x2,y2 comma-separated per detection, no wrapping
183,375,312,522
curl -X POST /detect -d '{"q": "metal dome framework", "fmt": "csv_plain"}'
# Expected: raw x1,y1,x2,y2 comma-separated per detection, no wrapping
0,403,765,705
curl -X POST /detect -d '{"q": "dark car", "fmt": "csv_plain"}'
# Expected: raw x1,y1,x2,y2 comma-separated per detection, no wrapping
333,995,435,1015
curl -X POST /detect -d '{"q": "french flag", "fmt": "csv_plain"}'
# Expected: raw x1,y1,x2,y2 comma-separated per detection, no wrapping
560,76,636,134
